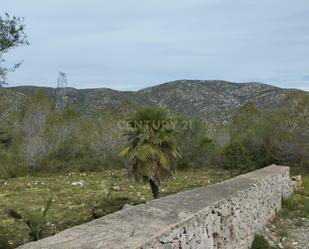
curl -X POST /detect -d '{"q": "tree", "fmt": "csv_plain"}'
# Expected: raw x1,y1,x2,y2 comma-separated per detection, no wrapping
86,105,130,168
20,91,53,172
222,141,249,172
0,13,28,85
227,102,273,170
230,102,261,139
269,93,309,166
174,116,215,169
119,107,181,199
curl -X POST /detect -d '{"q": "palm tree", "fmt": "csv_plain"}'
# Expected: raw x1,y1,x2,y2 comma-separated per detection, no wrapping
119,107,181,199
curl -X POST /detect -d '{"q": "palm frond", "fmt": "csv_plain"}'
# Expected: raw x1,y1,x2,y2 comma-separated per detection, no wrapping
118,146,131,157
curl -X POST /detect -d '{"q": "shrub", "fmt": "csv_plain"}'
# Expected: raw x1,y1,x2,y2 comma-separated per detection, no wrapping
0,147,27,178
222,142,249,172
6,198,52,241
251,234,272,249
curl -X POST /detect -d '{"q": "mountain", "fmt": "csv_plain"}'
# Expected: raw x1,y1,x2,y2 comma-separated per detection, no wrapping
3,80,307,125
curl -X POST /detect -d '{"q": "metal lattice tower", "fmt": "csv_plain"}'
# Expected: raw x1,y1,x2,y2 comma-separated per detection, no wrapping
56,72,68,111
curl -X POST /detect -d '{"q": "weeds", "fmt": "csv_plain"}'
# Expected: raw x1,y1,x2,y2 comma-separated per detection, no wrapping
6,198,52,241
282,197,298,211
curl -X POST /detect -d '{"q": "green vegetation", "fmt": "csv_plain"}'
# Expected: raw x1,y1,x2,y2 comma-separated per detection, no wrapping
277,174,309,219
6,198,52,241
250,234,274,249
0,168,231,248
120,107,181,199
0,13,29,85
222,93,309,173
0,91,308,178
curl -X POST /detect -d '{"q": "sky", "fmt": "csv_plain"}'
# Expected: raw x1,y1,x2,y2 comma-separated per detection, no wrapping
1,0,309,91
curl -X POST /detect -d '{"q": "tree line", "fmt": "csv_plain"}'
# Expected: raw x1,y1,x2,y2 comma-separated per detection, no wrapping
0,89,308,181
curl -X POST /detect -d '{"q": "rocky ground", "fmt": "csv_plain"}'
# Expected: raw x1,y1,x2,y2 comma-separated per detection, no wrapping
263,217,309,249
287,219,309,249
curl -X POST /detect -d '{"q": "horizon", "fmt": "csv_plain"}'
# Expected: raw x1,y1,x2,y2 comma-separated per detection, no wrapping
2,0,309,91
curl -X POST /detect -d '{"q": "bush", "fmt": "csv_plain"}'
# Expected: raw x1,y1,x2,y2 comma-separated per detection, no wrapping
0,147,27,178
251,235,272,249
222,142,249,172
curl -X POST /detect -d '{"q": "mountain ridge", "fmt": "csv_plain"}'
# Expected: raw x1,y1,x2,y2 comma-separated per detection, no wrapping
3,80,308,125
7,79,305,92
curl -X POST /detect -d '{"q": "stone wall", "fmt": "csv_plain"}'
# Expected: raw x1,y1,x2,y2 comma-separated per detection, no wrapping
18,165,293,249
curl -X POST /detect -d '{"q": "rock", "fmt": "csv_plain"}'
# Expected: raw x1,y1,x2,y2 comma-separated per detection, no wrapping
277,243,284,249
268,233,277,242
268,240,276,248
291,175,303,191
122,204,134,210
112,185,122,191
71,180,85,187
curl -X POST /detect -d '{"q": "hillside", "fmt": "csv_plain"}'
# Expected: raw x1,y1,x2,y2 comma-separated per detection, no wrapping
3,80,307,125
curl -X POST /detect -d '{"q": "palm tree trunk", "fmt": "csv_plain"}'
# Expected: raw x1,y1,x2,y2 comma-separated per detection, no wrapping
149,178,160,199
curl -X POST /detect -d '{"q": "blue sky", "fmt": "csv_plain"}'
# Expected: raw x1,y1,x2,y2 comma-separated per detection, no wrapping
2,0,309,91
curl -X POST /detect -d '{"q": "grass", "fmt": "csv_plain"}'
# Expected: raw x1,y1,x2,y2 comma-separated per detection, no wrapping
0,168,231,248
269,171,309,246
277,174,309,219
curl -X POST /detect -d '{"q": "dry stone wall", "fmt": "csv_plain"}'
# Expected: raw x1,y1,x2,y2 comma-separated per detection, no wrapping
18,165,293,249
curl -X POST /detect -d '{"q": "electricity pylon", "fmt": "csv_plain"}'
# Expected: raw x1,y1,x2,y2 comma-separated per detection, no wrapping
56,72,68,111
